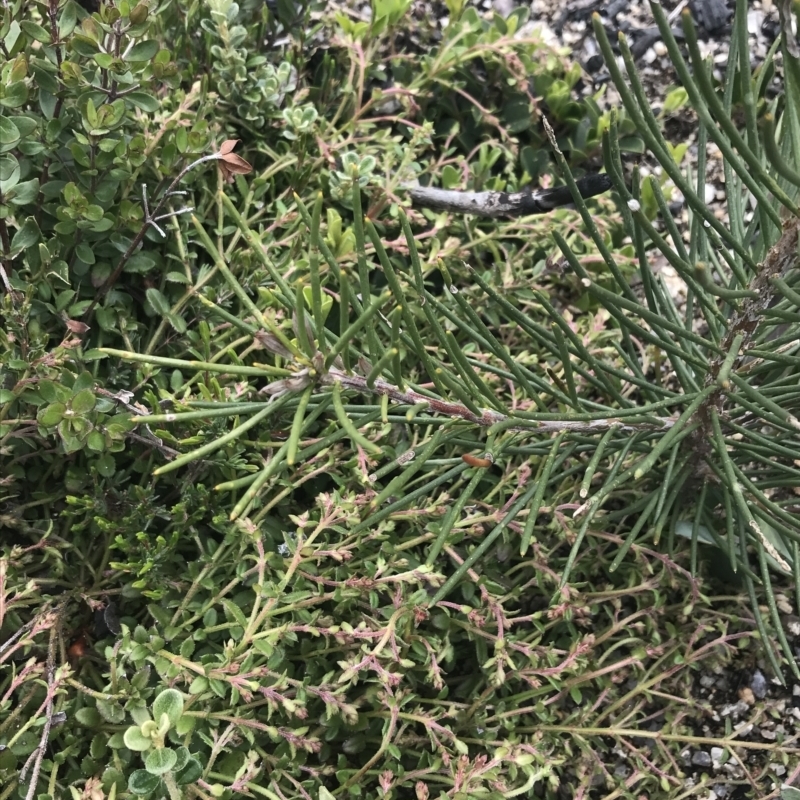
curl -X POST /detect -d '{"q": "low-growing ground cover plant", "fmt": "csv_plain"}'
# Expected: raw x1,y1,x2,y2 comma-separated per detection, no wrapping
2,0,800,798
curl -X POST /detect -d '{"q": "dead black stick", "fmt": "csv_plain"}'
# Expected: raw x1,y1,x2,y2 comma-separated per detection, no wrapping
407,173,612,219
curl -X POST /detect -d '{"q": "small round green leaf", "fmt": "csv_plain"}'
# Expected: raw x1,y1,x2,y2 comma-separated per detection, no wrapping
123,725,152,752
145,746,177,776
152,688,183,728
101,767,125,792
75,707,102,727
128,769,161,795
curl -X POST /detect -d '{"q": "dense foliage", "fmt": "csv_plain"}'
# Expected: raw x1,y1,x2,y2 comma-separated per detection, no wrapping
2,0,800,799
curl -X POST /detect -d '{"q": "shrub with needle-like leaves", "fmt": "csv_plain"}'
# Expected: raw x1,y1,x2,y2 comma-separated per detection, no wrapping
107,0,800,677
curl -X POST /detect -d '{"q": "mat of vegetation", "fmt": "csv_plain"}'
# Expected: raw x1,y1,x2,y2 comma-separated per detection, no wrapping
2,1,800,799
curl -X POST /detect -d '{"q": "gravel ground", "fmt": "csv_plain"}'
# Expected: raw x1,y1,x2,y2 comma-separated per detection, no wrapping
467,0,786,304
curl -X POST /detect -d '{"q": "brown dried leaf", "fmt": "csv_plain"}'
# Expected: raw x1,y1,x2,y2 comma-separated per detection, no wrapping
259,372,313,396
65,319,90,335
217,140,253,183
253,331,293,359
218,139,240,156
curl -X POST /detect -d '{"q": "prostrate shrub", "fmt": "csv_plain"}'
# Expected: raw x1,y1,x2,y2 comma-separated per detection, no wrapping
2,0,799,798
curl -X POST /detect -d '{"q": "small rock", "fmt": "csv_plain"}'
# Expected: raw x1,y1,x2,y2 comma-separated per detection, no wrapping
720,701,749,717
747,9,765,34
692,750,712,767
776,593,793,614
654,41,667,57
492,0,515,17
738,686,755,705
704,183,716,204
690,0,732,34
585,54,604,73
643,47,658,65
710,747,724,768
750,669,768,699
700,675,716,688
759,728,777,741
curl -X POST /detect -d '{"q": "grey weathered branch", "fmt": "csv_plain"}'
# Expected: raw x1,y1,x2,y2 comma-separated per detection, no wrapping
320,368,672,436
405,173,613,219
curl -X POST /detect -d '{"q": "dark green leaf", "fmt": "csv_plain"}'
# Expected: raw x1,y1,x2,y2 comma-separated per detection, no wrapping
128,770,162,795
19,21,50,43
125,92,161,112
126,40,160,61
146,287,170,316
174,757,202,786
0,116,20,148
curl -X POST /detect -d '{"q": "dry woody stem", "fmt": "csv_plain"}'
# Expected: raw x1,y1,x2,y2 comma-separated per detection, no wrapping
406,174,613,218
323,368,672,435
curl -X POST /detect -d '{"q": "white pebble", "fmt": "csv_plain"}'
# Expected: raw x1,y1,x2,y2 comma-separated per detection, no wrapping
627,199,641,212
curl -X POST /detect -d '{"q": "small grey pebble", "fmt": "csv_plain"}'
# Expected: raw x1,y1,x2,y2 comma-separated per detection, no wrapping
750,669,768,699
692,750,712,767
720,701,749,718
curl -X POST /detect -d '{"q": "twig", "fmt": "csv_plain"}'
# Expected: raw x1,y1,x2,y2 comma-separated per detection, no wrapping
20,615,61,800
0,619,36,660
321,367,672,435
405,173,612,219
